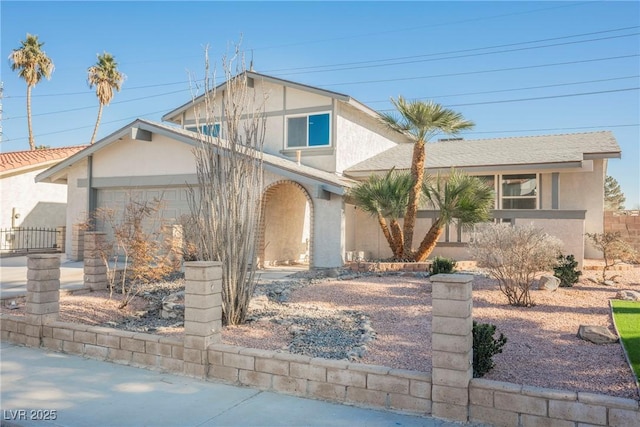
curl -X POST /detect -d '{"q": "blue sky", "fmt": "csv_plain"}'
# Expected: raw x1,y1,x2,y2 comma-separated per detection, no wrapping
2,1,639,207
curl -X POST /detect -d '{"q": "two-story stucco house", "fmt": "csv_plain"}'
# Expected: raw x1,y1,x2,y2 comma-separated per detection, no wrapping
36,71,621,268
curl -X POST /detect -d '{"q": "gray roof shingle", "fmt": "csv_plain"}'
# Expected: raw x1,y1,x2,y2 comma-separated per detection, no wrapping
344,131,621,175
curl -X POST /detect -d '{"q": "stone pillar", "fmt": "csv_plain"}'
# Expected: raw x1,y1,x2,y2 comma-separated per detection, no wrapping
71,224,85,261
430,273,474,423
183,261,223,377
83,231,108,291
56,226,66,253
25,254,61,347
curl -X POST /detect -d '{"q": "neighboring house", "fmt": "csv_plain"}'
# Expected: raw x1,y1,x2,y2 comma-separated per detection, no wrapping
36,72,620,268
0,146,86,252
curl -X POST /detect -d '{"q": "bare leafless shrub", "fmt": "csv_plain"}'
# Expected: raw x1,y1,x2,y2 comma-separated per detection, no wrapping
186,42,267,325
469,223,562,307
586,231,638,282
93,195,179,308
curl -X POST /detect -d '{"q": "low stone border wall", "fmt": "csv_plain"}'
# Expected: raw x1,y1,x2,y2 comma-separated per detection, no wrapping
1,254,638,426
1,311,432,414
470,379,640,427
206,344,432,413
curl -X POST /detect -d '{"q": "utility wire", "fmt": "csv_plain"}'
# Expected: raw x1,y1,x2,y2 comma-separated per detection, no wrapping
321,54,640,87
5,75,639,121
274,32,640,76
8,26,637,99
375,88,639,112
246,1,593,51
263,26,639,73
363,75,640,104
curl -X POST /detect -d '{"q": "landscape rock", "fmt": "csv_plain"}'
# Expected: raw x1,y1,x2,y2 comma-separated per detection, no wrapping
577,325,618,344
538,275,560,291
615,290,640,301
161,291,185,319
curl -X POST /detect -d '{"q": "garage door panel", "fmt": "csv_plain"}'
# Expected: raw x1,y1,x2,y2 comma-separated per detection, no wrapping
97,187,192,233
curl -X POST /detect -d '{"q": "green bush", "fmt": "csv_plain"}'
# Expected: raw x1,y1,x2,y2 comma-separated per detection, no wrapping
553,254,582,287
430,256,457,274
473,321,507,378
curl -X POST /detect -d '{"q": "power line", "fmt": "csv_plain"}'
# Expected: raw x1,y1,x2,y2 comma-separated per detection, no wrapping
8,75,637,121
273,32,640,76
4,89,187,120
376,88,640,111
263,26,639,73
364,75,640,104
321,54,640,87
8,26,637,99
246,1,593,51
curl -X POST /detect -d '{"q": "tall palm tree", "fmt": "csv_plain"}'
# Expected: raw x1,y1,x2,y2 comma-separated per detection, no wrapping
349,170,413,259
88,52,125,144
381,97,474,257
413,170,494,262
9,34,54,150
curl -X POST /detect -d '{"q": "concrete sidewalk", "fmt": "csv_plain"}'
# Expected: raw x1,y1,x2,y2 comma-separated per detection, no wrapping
0,342,469,427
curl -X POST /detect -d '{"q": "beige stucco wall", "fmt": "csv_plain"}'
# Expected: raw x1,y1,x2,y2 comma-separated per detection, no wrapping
558,159,606,259
64,159,89,258
92,134,196,178
313,195,345,268
335,104,399,174
514,217,585,267
0,168,68,229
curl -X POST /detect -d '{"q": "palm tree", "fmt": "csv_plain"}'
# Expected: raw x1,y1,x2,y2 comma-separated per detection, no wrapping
381,97,474,257
413,170,494,262
88,52,125,144
349,170,413,259
9,34,54,150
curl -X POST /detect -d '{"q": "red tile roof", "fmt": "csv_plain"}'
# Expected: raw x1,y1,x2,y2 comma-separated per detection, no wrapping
0,146,87,173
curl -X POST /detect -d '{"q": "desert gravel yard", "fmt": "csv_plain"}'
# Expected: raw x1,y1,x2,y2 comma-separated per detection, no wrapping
2,265,639,400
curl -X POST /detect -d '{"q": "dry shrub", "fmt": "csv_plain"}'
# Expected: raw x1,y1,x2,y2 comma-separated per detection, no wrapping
469,223,562,307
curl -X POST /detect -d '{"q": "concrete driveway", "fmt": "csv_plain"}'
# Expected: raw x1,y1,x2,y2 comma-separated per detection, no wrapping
0,255,85,299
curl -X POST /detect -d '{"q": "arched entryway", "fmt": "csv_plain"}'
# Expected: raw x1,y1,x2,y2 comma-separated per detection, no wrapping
258,180,313,268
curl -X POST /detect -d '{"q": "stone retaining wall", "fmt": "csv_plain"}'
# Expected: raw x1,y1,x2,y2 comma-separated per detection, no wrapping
470,379,640,427
1,255,638,425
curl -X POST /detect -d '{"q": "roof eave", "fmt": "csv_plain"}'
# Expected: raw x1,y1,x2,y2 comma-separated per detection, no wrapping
583,151,621,160
344,160,589,179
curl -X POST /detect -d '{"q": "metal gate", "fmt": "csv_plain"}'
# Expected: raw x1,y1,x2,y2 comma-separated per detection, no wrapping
0,227,62,254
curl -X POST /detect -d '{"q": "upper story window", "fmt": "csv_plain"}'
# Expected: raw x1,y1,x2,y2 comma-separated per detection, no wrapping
286,113,330,148
501,174,538,209
186,123,221,138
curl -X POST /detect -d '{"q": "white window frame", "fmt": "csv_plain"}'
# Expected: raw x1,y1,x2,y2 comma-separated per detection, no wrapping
500,173,539,209
285,111,332,149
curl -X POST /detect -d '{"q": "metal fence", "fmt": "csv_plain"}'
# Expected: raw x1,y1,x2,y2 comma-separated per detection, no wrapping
0,227,62,254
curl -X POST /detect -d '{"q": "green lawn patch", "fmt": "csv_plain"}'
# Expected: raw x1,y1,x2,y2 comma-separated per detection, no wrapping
611,300,640,381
